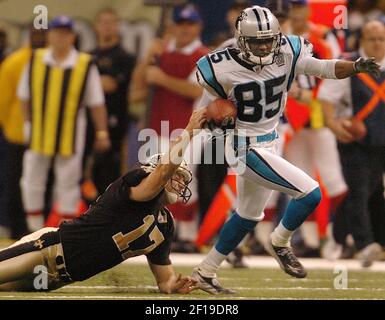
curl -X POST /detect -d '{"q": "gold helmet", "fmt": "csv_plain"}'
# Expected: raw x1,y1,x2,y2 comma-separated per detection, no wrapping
142,153,193,203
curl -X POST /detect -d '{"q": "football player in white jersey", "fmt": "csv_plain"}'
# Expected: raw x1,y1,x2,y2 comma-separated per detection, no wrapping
192,5,381,294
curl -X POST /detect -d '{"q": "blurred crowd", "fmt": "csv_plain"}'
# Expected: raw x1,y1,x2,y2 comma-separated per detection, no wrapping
0,0,384,268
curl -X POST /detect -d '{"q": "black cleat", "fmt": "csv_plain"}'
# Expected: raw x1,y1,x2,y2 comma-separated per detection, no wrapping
265,240,307,278
191,268,236,295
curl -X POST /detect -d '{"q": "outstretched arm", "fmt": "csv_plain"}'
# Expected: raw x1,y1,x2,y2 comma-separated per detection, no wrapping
335,57,381,79
130,108,207,202
299,56,382,79
148,262,198,294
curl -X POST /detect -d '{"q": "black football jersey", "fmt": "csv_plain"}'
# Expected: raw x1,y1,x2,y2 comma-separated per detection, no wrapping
59,169,174,281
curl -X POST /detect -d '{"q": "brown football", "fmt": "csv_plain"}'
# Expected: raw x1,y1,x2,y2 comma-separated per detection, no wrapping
345,119,367,140
207,99,237,127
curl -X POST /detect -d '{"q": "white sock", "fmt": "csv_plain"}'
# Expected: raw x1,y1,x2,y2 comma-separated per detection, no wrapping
197,247,226,277
27,214,44,232
271,221,294,247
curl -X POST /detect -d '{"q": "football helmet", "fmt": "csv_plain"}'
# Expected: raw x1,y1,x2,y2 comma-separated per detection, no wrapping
235,5,282,65
142,153,193,203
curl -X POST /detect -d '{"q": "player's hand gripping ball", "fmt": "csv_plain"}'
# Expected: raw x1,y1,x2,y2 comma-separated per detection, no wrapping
206,99,237,130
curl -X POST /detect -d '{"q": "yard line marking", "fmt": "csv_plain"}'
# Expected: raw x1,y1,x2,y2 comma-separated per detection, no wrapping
233,287,385,291
62,285,385,291
125,254,385,272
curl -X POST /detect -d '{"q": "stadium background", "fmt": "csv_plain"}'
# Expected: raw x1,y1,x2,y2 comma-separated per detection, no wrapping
0,0,385,300
0,0,346,55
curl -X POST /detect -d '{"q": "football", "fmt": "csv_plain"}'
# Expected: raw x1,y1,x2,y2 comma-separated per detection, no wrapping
206,99,237,128
344,118,367,140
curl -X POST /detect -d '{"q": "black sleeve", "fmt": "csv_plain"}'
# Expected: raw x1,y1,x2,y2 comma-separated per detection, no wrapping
146,236,172,265
117,169,150,201
95,169,149,209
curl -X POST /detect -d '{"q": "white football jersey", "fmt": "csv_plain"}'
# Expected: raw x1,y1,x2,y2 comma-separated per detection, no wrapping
196,35,314,136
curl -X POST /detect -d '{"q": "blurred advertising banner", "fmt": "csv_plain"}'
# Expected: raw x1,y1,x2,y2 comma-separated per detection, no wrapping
308,0,347,27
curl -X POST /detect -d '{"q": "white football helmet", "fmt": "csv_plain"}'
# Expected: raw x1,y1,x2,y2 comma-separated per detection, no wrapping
142,153,193,203
235,5,282,65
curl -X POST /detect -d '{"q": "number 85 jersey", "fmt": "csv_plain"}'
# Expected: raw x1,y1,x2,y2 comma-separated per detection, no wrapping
196,35,314,137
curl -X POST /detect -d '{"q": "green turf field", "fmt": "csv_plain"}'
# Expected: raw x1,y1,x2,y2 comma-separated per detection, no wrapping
0,264,384,300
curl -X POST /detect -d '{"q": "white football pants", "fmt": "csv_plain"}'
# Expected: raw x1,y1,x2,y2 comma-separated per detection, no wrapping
20,120,86,214
225,131,319,222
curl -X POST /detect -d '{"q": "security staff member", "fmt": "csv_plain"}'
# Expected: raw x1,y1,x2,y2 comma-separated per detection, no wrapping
0,26,47,239
17,16,110,232
90,7,136,194
319,20,385,268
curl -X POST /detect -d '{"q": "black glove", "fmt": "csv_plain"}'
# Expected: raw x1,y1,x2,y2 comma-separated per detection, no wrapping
354,57,381,77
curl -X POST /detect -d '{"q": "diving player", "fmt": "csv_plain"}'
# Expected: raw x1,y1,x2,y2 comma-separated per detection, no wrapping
0,108,207,293
192,5,381,294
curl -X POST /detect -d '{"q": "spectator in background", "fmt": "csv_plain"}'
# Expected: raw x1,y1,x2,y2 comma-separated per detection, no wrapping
212,0,251,48
290,0,341,58
266,0,292,34
17,16,110,232
0,26,47,239
348,0,383,32
88,8,136,195
347,0,383,51
318,20,385,267
131,3,209,252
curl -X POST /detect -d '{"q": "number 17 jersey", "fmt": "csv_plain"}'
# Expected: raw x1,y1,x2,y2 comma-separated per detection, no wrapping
59,169,174,281
196,35,313,136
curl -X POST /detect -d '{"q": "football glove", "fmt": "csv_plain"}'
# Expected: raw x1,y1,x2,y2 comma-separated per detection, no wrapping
354,57,381,76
